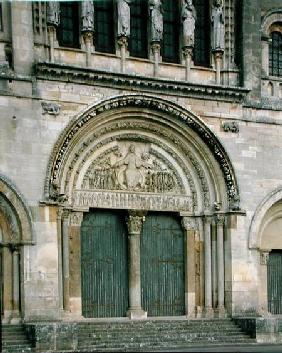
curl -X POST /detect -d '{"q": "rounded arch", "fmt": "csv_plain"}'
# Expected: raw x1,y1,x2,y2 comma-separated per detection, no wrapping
0,174,34,244
44,94,240,213
249,186,282,249
261,9,282,37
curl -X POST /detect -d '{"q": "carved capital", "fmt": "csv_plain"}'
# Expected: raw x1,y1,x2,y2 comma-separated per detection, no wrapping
126,211,146,235
70,212,84,226
260,251,269,265
83,31,93,43
62,209,70,220
182,217,197,231
182,47,193,58
117,36,128,48
215,214,225,226
151,42,161,54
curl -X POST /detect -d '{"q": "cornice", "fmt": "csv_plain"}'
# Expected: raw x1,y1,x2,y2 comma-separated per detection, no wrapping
35,62,249,103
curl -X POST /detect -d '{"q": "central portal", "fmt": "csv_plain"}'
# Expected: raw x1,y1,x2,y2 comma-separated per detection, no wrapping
141,212,185,316
81,209,128,318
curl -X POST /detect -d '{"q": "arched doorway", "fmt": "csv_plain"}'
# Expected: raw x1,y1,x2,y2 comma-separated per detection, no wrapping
0,175,34,323
45,95,240,319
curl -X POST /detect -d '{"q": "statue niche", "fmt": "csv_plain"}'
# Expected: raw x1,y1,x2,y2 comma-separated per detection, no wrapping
82,143,182,194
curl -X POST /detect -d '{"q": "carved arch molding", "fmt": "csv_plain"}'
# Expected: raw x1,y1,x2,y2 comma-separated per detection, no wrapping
45,95,240,214
0,174,34,244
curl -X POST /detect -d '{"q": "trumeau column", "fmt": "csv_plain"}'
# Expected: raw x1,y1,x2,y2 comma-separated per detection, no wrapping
150,0,163,76
215,214,226,317
182,216,197,318
62,209,70,312
117,0,130,73
11,1,34,75
81,1,94,68
126,211,147,320
47,2,60,63
204,216,213,317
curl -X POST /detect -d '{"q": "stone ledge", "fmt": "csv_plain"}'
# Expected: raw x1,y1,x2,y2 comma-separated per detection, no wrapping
35,62,249,103
234,316,282,343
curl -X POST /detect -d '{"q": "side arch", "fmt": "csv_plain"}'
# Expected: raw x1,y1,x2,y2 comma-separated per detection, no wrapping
261,9,282,37
0,174,34,244
44,94,240,213
249,186,282,249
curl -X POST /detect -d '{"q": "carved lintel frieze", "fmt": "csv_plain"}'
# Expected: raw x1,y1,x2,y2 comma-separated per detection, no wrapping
182,216,197,231
222,121,239,133
260,251,269,265
126,211,146,235
42,102,60,116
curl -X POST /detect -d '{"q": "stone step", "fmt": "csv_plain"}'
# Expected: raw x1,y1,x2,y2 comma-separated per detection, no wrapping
78,338,256,351
78,330,246,341
2,324,34,353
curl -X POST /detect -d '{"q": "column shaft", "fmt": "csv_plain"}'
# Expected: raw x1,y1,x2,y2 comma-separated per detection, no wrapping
12,250,20,312
62,211,70,311
217,220,225,309
204,217,213,315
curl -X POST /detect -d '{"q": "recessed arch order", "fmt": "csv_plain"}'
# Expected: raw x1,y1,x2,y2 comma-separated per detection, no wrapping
45,94,240,214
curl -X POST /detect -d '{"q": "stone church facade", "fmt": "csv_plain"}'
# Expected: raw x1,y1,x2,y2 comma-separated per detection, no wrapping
0,0,282,347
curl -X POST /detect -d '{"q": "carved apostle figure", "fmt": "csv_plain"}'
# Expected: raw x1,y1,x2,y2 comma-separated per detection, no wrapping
117,0,131,37
211,0,225,51
81,1,94,32
182,0,196,48
47,2,60,27
149,0,163,42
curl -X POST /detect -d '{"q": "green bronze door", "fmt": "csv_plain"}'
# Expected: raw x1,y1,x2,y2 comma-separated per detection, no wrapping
141,212,185,316
81,209,128,318
268,250,282,314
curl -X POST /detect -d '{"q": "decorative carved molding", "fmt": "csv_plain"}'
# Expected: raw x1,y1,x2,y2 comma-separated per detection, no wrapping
126,211,146,235
41,102,60,116
222,121,239,133
260,251,269,265
73,190,192,212
36,63,249,103
44,95,240,210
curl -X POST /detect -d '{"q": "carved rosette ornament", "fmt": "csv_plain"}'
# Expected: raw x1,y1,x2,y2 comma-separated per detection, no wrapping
126,211,146,235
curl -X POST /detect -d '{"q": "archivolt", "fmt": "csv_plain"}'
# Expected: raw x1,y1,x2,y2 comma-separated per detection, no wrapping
0,174,34,244
44,94,240,213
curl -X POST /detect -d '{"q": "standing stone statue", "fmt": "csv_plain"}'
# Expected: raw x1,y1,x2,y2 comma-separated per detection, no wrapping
182,0,196,48
211,0,225,51
47,1,60,27
149,0,163,42
117,0,131,37
81,1,94,33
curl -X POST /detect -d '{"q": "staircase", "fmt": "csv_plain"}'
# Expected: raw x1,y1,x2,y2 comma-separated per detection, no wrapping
76,318,256,352
2,324,34,353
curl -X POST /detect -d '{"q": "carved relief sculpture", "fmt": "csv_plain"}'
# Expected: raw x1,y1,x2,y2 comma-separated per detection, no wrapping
149,0,163,42
211,0,225,51
182,0,196,48
81,1,94,33
117,0,131,37
82,143,180,194
47,2,60,27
